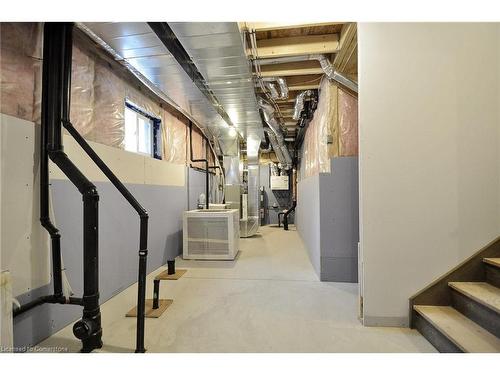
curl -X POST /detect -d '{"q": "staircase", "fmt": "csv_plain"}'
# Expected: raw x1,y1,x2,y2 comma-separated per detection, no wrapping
413,258,500,352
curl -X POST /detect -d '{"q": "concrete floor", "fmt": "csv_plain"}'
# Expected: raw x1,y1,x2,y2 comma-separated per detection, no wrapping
40,225,436,352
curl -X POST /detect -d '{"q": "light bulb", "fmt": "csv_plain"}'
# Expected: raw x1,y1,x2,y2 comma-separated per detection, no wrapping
228,127,237,137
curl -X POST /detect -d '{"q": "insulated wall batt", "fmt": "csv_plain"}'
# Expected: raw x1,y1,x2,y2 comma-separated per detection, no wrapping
0,23,41,122
2,22,193,165
93,60,126,147
298,78,358,180
338,90,358,157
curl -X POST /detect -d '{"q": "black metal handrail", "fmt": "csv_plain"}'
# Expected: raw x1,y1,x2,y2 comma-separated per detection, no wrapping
62,120,149,353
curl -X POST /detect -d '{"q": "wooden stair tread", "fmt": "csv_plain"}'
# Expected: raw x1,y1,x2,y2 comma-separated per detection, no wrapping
484,258,500,268
448,282,500,314
414,305,500,352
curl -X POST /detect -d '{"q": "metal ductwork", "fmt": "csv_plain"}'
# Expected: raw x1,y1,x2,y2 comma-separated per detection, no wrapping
263,81,279,100
260,140,273,153
262,77,288,100
312,55,358,94
292,90,313,120
264,128,285,165
259,98,292,170
257,54,358,95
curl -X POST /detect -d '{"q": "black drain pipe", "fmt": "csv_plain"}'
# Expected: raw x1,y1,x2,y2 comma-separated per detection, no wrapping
58,33,149,351
189,120,209,209
283,200,296,231
14,23,149,354
62,120,149,353
43,22,103,353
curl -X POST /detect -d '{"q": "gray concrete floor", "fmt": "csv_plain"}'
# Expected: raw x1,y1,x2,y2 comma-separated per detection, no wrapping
39,225,436,352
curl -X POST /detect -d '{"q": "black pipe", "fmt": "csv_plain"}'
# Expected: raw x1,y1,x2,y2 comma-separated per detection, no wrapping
62,121,148,218
283,200,296,231
63,120,150,351
189,121,209,209
14,22,148,353
59,53,149,355
136,218,148,353
39,23,103,353
167,260,175,275
39,18,63,302
62,89,149,354
152,279,160,310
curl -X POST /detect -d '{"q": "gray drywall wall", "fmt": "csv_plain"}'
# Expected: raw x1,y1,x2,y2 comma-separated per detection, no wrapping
259,164,293,225
296,157,359,282
296,174,321,276
319,157,359,282
13,180,186,349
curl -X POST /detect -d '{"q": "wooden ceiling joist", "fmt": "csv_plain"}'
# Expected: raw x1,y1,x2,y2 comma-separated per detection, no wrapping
256,34,339,59
285,74,323,91
333,23,357,73
243,22,342,32
260,60,325,77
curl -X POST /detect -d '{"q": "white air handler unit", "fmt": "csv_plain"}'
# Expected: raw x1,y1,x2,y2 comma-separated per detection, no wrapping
183,209,240,260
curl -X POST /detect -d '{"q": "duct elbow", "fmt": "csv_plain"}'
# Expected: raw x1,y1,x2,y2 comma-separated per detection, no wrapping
275,77,288,100
292,90,312,120
312,54,358,95
262,77,288,100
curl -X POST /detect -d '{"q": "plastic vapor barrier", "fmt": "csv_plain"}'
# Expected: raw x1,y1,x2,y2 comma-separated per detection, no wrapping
0,23,41,122
1,22,192,165
299,76,358,180
338,89,358,157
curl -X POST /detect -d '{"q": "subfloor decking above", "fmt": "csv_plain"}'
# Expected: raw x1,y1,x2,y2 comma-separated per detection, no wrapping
39,226,434,352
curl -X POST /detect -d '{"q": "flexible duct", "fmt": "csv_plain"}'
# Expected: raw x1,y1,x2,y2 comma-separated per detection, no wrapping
292,90,312,120
260,140,273,153
259,97,292,170
264,128,285,167
258,54,358,95
263,81,279,100
262,77,288,100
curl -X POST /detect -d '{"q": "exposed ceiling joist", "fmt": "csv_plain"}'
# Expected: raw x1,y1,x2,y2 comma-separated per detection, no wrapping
242,22,342,32
255,34,339,59
286,74,323,91
260,60,324,77
334,23,357,73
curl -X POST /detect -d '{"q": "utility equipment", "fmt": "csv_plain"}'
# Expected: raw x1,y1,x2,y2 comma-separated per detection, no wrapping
183,209,240,260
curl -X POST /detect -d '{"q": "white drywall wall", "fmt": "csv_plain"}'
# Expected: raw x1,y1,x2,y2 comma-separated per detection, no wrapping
0,113,186,298
358,23,500,326
0,114,50,296
50,135,186,187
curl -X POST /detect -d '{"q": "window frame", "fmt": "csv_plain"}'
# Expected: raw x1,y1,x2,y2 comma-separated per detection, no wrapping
124,101,162,160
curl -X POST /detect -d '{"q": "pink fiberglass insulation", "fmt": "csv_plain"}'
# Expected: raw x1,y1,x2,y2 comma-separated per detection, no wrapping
0,23,41,122
338,89,358,156
162,109,187,165
1,22,213,167
93,60,126,148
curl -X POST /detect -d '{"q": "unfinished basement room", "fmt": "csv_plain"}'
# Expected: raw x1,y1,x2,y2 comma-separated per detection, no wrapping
1,2,500,373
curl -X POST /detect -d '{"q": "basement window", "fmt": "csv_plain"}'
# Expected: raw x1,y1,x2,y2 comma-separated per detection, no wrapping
124,101,162,159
